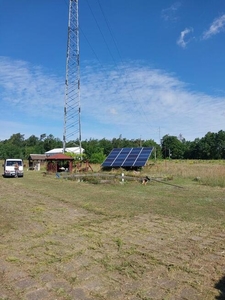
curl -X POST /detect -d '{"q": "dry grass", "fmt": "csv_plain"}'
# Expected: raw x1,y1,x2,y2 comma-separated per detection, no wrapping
143,160,225,187
0,160,225,300
9,160,224,226
88,159,225,187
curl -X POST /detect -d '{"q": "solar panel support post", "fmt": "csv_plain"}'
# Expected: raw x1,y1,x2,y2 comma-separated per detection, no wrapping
121,173,124,183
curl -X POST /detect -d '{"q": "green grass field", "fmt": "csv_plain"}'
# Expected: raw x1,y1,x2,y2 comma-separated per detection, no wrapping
0,160,225,299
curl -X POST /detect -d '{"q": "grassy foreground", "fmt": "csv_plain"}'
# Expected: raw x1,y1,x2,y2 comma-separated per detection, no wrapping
0,160,225,300
5,160,225,223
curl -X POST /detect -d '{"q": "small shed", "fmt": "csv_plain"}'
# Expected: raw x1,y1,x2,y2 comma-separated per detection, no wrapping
45,154,74,173
28,154,46,170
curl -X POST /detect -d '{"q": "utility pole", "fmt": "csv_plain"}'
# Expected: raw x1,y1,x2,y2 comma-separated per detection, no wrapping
159,127,161,147
63,0,81,154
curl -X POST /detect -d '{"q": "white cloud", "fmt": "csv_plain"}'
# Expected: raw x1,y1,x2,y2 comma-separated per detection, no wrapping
177,28,193,48
80,63,225,141
0,57,64,118
108,108,118,115
161,2,181,21
203,14,225,40
0,57,225,142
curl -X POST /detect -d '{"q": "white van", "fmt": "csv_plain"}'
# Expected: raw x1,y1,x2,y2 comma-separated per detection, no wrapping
3,159,24,178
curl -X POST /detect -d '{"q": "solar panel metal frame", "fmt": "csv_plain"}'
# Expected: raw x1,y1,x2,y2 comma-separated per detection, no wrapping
102,147,153,168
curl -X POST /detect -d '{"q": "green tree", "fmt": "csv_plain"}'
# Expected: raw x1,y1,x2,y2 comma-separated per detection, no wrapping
98,138,113,156
214,130,225,159
81,139,99,159
161,135,185,159
8,133,25,147
200,132,215,159
90,151,106,164
43,135,62,152
25,135,39,147
1,134,25,158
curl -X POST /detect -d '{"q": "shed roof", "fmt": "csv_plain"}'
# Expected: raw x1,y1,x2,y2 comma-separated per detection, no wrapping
45,154,74,160
29,154,46,160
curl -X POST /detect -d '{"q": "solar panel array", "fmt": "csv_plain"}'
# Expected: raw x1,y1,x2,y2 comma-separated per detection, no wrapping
102,147,153,168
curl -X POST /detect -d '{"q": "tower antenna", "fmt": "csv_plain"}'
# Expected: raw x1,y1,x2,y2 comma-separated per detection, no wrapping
63,0,81,154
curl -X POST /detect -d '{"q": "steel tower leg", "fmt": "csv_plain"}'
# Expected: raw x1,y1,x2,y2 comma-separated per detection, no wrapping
63,0,81,154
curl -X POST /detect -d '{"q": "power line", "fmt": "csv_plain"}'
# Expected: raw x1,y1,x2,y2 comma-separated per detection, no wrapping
96,0,123,61
62,1,163,140
80,27,101,63
85,0,153,131
85,0,117,64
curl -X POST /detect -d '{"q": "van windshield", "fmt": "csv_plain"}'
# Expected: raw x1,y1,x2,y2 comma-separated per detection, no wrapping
6,161,22,166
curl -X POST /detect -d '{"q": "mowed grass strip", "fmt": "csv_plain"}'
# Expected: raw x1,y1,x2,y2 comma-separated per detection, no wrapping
0,162,225,300
1,165,224,227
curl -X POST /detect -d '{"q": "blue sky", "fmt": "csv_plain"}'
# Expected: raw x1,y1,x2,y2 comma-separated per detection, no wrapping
0,0,225,143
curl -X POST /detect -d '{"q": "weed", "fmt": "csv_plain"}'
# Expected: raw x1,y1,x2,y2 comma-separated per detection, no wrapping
114,237,123,250
6,256,21,263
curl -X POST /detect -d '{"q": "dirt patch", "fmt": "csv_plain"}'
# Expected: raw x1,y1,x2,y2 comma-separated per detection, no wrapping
0,174,224,300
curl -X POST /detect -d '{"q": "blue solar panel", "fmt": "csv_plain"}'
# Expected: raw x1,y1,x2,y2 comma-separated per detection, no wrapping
102,147,153,168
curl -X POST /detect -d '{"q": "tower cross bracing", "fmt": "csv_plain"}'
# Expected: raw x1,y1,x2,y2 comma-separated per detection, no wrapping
63,0,81,153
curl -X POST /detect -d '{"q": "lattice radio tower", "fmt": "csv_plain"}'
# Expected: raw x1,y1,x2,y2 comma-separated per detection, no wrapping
63,0,81,153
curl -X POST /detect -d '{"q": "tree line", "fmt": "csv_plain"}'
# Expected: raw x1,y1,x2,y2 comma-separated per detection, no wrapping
0,131,225,163
162,130,225,159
